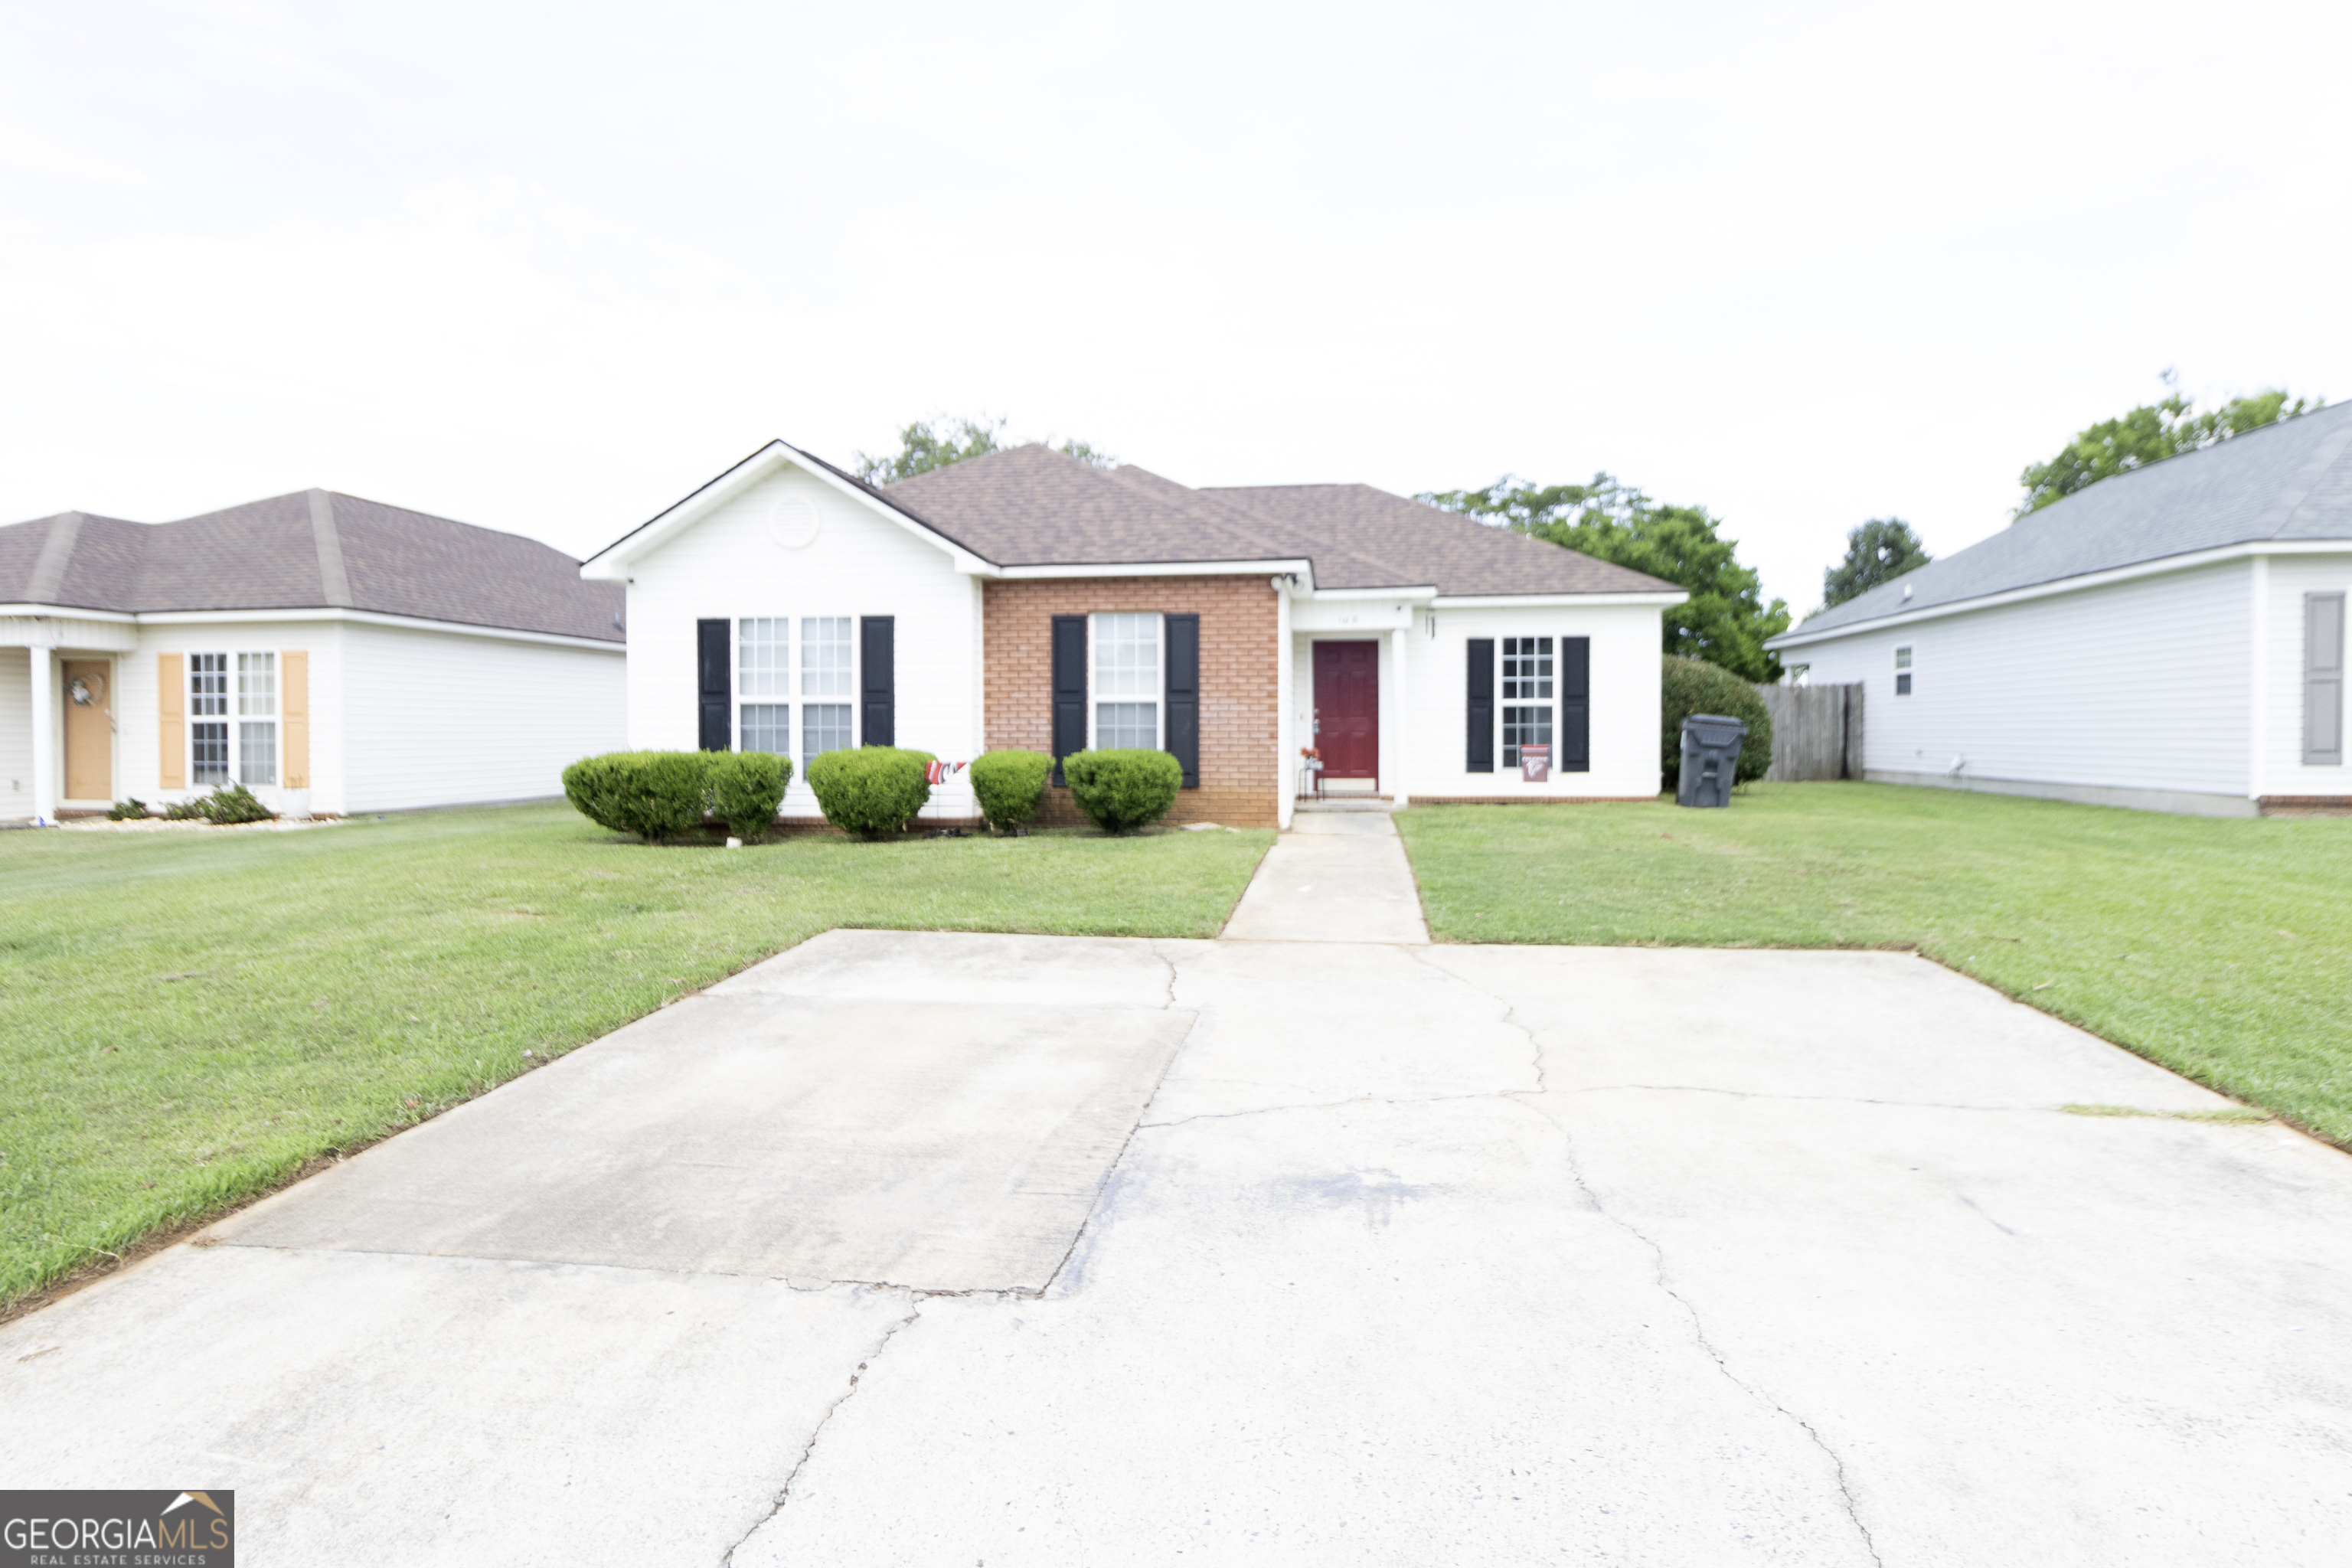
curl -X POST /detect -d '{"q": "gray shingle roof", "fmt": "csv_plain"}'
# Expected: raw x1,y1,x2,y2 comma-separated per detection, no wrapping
0,490,624,642
1782,400,2352,642
884,444,1677,596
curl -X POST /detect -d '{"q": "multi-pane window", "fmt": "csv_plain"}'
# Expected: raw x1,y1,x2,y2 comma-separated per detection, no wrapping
740,619,789,697
802,616,853,697
1093,612,1160,750
1895,645,1913,696
190,653,229,785
1502,637,1553,699
1501,637,1553,767
802,704,853,761
740,704,790,754
238,652,277,786
1503,706,1552,769
740,618,789,754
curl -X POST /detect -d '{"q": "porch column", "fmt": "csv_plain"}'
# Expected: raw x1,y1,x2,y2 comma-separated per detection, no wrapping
1389,625,1410,808
28,642,57,825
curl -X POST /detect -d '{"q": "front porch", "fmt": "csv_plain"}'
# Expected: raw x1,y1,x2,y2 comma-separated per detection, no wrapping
2,615,139,824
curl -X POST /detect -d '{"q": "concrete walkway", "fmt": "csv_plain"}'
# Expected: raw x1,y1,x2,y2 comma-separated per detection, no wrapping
5,933,2350,1566
1220,807,1429,943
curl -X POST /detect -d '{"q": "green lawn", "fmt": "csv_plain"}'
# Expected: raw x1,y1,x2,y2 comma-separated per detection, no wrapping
0,805,1270,1309
1398,783,2352,1148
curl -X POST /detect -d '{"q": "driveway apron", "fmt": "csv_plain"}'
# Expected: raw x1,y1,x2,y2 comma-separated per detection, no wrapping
5,931,2350,1566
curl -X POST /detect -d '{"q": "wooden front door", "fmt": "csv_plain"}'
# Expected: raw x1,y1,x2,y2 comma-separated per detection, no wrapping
63,659,113,801
1312,641,1380,782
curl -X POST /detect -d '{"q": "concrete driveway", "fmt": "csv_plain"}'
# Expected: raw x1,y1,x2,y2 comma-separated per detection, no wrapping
5,921,2350,1563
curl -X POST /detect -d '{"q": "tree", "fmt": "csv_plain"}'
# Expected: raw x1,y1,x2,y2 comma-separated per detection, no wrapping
2017,381,2324,515
1822,518,1930,609
1421,473,1792,682
853,415,1114,485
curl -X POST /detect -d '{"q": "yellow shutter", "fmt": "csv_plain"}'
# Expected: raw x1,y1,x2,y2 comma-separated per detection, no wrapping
283,650,310,789
158,652,185,790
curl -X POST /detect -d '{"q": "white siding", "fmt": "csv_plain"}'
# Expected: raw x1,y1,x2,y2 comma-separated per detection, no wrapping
0,647,29,819
1794,559,2254,802
1302,602,1662,801
341,623,625,812
2261,551,2352,797
620,463,982,820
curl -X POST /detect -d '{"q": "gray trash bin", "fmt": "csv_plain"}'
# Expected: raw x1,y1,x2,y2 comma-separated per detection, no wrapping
1677,714,1749,808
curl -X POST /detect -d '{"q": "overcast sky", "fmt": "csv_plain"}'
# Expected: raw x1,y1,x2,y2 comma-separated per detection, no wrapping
5,1,2347,613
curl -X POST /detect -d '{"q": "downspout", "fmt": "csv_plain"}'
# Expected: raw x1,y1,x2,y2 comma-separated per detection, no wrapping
2249,553,2269,809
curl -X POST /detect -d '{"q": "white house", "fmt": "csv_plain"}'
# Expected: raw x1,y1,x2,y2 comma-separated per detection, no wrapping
583,441,1685,828
1769,401,2352,817
2,489,627,822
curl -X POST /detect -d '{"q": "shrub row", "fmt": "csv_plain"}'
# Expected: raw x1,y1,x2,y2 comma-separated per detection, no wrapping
563,743,1188,844
562,750,793,842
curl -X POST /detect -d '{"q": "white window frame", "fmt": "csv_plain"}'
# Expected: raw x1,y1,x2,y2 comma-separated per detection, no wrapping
799,614,858,765
736,617,792,757
186,651,282,789
1894,643,1914,697
1086,612,1164,752
1500,635,1554,770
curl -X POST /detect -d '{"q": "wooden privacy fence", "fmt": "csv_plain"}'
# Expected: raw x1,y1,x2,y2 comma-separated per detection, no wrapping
1753,682,1864,782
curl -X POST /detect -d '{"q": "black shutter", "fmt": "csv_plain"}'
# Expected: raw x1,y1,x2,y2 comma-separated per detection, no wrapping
1164,612,1200,787
697,618,730,752
1560,636,1590,772
861,616,894,746
1465,638,1494,772
1051,614,1087,785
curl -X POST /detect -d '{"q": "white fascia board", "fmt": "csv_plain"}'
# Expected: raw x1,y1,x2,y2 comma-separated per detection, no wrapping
1430,591,1687,609
1766,538,2350,651
1301,584,1439,603
581,439,995,580
0,603,139,623
991,558,1315,583
132,606,627,652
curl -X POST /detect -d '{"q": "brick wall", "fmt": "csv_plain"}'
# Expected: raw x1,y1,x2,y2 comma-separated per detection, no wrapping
983,577,1280,828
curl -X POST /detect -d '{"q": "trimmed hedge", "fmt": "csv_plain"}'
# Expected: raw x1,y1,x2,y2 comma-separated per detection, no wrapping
969,749,1050,833
710,751,791,842
1063,748,1182,834
562,751,712,841
805,746,933,838
1660,656,1774,787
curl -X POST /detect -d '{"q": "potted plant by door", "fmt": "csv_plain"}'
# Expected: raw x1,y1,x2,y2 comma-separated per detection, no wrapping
1298,747,1323,799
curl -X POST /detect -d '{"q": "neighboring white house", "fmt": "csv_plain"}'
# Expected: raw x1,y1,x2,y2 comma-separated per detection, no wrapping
2,489,627,822
583,441,1687,828
1769,401,2352,817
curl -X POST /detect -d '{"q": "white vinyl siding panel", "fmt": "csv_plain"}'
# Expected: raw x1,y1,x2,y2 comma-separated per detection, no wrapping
1795,558,2255,800
620,463,980,820
0,647,30,819
2264,554,2352,792
340,623,625,812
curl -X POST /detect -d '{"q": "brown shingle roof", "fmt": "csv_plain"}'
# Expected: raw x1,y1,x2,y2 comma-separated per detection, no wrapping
884,443,1677,596
0,490,623,642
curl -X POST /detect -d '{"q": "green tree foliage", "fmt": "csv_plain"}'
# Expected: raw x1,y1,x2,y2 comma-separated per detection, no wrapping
1421,473,1791,682
1822,518,1931,609
2017,386,2324,515
854,416,1114,485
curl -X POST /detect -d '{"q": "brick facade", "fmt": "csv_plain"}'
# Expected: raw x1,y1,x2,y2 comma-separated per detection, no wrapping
983,576,1280,828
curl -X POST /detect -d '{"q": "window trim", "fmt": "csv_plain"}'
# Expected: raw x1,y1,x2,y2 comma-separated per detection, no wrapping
187,650,280,789
728,616,864,766
1894,643,1914,697
736,616,792,759
1086,611,1165,753
1499,635,1555,772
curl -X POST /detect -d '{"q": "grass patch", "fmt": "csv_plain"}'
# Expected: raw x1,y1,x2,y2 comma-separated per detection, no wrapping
1396,782,2352,1146
0,804,1270,1309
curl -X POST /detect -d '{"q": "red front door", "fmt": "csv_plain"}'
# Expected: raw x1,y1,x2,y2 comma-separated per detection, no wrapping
1313,641,1380,781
